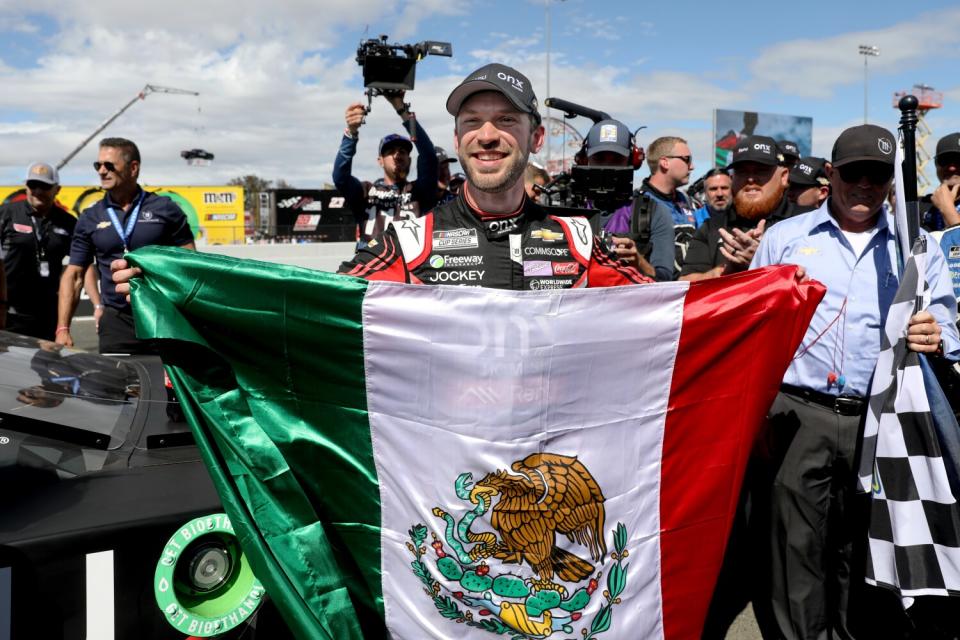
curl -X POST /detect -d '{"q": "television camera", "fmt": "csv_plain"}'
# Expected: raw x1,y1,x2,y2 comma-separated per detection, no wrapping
537,98,642,215
356,35,452,138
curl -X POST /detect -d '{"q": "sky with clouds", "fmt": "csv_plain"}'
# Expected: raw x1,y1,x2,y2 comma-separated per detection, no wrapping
1,0,959,190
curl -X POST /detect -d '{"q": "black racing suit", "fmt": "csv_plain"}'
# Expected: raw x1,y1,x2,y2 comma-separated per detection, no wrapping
338,193,650,289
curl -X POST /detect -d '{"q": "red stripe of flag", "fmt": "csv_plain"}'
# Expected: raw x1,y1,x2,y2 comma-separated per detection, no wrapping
659,266,823,638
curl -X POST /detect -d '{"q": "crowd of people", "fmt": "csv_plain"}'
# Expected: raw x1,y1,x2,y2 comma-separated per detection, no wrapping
4,58,960,638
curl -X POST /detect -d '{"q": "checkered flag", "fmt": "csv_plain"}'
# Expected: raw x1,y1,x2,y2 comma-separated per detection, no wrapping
858,235,960,601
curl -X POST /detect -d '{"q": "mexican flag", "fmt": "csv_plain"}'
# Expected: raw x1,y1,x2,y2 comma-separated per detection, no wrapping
128,247,823,640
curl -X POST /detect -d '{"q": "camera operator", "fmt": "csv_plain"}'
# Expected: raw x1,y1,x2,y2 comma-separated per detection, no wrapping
333,91,438,247
583,120,674,281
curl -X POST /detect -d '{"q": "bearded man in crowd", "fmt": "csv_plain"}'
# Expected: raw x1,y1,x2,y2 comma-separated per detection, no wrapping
680,135,808,281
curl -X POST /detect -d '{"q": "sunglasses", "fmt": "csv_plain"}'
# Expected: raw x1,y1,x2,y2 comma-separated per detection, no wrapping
664,155,693,166
26,180,53,191
837,163,893,185
936,154,960,168
93,161,119,173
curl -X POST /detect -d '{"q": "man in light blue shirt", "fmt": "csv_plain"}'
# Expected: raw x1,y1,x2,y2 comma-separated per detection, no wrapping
751,124,959,639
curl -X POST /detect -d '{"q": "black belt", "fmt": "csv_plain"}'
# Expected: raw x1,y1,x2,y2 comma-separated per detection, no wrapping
780,384,866,416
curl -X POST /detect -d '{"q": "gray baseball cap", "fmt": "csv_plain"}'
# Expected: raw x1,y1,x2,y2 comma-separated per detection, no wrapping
25,162,59,185
446,63,540,123
585,120,632,157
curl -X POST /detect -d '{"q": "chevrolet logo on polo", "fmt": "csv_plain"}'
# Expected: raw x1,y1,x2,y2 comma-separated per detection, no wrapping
97,221,112,229
531,228,564,242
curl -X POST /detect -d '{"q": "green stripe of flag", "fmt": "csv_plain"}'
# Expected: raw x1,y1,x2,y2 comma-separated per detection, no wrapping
128,246,381,639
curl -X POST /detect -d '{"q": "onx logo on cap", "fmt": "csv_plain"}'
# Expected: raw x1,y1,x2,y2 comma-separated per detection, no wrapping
498,71,524,92
754,143,772,153
877,137,893,155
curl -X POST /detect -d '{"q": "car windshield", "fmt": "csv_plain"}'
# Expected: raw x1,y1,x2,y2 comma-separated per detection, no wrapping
0,333,139,450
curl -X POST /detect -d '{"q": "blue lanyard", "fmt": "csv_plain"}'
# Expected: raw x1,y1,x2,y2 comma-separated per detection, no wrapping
106,191,146,252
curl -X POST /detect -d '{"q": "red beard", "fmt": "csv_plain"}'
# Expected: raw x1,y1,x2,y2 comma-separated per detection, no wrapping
734,184,785,220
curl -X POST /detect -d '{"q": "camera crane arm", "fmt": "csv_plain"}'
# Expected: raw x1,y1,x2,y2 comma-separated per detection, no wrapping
57,84,199,171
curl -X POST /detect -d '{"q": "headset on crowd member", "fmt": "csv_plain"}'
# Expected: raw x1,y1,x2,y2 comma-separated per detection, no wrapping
574,126,645,170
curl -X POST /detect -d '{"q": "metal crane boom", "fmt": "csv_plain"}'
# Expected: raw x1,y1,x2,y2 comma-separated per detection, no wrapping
56,83,199,170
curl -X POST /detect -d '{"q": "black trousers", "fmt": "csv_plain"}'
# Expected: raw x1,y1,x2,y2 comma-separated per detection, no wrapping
766,391,865,639
764,391,935,640
98,305,157,356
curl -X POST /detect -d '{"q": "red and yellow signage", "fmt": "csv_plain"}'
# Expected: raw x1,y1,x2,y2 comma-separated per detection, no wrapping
0,185,245,245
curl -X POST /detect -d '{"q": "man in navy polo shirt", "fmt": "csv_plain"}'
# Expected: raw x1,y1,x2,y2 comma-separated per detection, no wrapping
56,137,195,354
0,162,81,339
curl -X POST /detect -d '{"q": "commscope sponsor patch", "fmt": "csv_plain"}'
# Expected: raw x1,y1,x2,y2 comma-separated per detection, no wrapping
524,246,569,257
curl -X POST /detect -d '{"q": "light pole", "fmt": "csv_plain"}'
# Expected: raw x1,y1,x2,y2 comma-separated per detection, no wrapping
545,0,566,174
858,44,879,124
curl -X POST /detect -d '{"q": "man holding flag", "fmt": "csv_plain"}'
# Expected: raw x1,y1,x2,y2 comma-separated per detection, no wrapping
108,64,824,639
752,124,960,638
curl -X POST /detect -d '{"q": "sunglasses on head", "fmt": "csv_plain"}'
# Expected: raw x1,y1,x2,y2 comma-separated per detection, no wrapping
837,163,893,185
26,180,53,191
93,161,118,173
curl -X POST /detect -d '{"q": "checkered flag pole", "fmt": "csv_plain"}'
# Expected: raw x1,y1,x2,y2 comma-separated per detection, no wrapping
858,236,960,602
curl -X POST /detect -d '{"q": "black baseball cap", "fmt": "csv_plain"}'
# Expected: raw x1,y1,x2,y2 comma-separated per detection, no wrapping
831,124,895,167
789,156,829,187
730,135,782,167
777,139,800,165
935,133,960,161
586,120,631,157
435,146,457,164
446,63,540,123
378,134,413,156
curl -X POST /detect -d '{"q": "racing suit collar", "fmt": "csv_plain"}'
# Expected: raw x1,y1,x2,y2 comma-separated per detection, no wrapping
461,188,528,240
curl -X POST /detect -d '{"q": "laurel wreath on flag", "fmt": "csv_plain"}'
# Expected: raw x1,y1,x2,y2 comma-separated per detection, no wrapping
406,522,629,639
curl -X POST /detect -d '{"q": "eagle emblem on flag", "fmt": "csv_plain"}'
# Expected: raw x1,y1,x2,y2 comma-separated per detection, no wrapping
408,453,630,638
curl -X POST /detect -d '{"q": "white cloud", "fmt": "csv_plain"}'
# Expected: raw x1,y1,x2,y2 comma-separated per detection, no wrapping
748,8,960,99
0,2,957,195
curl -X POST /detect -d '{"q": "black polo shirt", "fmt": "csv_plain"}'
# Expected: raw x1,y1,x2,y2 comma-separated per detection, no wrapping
0,199,76,316
680,197,806,276
69,188,194,309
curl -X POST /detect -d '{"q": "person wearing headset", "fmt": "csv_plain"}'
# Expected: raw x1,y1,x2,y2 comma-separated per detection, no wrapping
584,119,675,281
